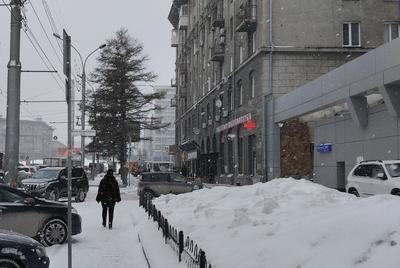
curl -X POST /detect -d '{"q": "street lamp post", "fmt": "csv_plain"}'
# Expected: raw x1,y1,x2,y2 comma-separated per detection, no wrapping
53,33,106,168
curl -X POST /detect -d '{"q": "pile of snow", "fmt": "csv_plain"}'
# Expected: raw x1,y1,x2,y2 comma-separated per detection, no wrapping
153,178,400,268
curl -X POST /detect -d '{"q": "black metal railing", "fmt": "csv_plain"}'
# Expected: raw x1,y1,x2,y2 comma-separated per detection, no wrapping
140,195,213,268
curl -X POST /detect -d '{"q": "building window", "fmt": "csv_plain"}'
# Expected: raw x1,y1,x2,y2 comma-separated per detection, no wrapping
343,22,360,47
384,22,400,43
248,31,256,56
220,132,225,174
249,71,255,98
228,89,233,111
230,17,234,39
248,135,256,175
239,45,245,64
237,127,243,174
238,80,243,106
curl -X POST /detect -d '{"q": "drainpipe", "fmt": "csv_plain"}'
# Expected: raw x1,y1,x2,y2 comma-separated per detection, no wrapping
262,0,274,182
233,0,238,184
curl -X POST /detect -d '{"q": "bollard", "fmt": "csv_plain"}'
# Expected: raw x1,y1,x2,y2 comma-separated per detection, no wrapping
178,231,184,262
199,250,206,268
164,219,169,244
158,211,162,229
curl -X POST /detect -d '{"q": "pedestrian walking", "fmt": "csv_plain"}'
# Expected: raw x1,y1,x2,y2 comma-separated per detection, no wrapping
96,169,121,229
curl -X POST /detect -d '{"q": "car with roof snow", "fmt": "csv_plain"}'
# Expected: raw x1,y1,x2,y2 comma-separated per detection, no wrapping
21,167,89,202
0,229,49,268
138,172,202,200
346,160,400,197
0,185,82,246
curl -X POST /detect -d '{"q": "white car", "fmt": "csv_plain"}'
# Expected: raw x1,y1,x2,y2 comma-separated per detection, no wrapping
346,160,400,197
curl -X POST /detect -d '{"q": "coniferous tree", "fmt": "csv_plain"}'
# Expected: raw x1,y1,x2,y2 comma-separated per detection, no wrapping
86,28,166,185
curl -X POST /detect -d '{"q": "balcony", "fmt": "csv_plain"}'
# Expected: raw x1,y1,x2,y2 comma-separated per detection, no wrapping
212,12,224,28
171,96,177,107
177,61,187,74
171,29,178,47
235,1,257,32
178,83,187,98
171,78,177,87
179,5,189,29
210,45,225,62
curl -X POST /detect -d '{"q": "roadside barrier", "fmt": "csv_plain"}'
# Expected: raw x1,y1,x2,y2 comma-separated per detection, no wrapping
140,194,213,268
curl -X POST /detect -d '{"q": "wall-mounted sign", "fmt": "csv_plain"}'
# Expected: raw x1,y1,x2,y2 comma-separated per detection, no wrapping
187,151,198,160
316,143,332,153
216,113,252,133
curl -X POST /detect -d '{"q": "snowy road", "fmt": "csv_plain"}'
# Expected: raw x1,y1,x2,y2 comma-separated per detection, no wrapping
45,175,185,268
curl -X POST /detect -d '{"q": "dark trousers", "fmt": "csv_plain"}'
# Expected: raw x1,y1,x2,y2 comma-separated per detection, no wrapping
101,201,115,225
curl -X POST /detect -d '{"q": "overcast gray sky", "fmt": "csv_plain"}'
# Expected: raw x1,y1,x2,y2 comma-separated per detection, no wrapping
0,0,175,144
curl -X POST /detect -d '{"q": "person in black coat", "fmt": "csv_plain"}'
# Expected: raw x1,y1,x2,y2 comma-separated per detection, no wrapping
96,169,121,229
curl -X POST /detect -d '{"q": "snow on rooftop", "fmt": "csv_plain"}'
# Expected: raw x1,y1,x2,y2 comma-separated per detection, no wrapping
153,178,400,268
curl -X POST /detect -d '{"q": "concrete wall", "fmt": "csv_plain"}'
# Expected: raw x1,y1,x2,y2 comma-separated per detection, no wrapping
273,0,399,48
314,104,400,189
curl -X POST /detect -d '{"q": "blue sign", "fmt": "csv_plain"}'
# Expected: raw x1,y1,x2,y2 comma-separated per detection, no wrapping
317,143,332,153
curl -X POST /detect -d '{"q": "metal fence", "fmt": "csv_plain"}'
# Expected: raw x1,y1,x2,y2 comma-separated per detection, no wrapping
140,195,213,268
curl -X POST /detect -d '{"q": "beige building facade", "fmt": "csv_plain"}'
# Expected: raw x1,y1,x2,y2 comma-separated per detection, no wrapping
168,0,400,184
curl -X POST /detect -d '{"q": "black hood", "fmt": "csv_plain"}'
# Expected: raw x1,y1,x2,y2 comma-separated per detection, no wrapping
22,178,55,184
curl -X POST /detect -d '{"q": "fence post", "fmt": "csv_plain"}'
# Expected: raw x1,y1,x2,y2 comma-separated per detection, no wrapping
178,231,184,262
199,250,206,268
148,201,151,219
158,211,162,229
164,219,169,244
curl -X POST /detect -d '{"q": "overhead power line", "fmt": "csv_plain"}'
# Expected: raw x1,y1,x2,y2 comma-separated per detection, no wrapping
28,0,63,66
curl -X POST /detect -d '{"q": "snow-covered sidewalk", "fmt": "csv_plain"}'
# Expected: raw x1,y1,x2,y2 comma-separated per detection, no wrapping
46,173,184,268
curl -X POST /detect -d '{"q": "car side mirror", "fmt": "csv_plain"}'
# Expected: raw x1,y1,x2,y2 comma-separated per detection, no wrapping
377,173,387,180
24,197,35,205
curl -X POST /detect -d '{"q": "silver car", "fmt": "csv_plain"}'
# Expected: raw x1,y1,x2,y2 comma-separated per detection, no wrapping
137,172,201,200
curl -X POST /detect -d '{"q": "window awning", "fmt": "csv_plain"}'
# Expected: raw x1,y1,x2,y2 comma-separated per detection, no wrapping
179,140,199,152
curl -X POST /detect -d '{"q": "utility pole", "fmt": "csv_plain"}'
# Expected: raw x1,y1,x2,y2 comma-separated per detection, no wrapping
4,0,22,186
81,70,86,167
63,29,73,268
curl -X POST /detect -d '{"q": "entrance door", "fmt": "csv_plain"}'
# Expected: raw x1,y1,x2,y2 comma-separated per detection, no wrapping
337,162,346,191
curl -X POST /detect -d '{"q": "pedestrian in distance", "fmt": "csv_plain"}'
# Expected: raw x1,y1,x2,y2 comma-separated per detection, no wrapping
180,164,188,177
96,169,121,229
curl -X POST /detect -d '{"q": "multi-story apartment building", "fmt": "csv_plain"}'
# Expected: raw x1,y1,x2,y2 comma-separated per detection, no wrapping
137,86,176,169
169,0,400,184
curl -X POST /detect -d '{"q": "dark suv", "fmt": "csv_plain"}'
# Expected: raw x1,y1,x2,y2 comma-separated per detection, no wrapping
21,167,89,202
138,172,201,200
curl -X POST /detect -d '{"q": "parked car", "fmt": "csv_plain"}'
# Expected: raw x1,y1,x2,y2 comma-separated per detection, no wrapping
0,229,49,268
0,170,4,184
138,172,202,200
0,185,82,246
21,167,89,202
346,160,400,197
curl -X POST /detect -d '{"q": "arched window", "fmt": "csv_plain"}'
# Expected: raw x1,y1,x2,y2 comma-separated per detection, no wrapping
249,71,255,98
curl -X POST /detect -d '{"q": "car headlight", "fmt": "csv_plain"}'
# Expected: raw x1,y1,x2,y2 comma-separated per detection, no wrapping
71,208,78,214
35,245,47,258
36,183,47,189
